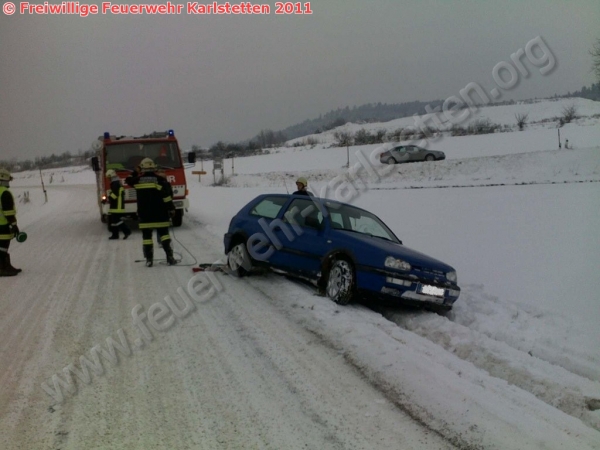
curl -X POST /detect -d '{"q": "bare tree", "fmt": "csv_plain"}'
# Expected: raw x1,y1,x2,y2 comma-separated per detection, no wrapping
333,131,353,147
353,129,373,145
387,128,404,142
561,104,578,124
374,129,387,143
591,38,600,83
515,113,529,131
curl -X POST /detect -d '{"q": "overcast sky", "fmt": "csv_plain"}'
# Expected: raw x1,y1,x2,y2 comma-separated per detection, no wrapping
0,0,598,161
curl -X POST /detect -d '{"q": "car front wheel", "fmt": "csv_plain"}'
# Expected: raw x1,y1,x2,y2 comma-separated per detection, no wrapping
326,259,355,305
227,242,252,277
425,154,435,161
386,157,396,165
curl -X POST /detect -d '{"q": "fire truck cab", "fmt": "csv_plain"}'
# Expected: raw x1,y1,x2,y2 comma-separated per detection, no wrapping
91,129,191,227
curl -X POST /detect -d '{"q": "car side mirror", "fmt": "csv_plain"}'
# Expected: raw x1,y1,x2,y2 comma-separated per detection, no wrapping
91,156,100,172
188,152,196,164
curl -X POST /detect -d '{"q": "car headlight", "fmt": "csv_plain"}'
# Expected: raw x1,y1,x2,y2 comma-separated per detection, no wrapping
385,256,411,271
446,271,457,283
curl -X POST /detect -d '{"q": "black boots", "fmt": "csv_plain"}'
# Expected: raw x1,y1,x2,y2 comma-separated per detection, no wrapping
0,253,20,277
120,222,131,240
142,243,176,267
109,221,131,240
143,246,153,267
163,242,177,266
7,254,21,273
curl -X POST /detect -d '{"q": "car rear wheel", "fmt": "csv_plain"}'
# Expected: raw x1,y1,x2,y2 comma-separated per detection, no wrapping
425,154,435,161
386,157,396,165
227,242,252,277
326,259,355,305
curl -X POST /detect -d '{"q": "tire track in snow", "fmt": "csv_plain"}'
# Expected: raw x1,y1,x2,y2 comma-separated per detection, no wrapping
376,297,600,431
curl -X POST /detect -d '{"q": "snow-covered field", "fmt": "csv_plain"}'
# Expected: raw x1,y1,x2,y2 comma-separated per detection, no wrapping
2,98,600,449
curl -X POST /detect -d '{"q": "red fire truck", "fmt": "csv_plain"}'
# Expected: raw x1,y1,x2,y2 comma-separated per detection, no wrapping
91,129,194,227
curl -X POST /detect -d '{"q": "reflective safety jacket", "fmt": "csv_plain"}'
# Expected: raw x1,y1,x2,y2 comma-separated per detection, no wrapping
125,170,174,229
108,177,126,214
0,186,17,240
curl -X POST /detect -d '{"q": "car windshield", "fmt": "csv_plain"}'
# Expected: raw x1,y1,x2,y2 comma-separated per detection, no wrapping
105,142,182,171
325,203,399,243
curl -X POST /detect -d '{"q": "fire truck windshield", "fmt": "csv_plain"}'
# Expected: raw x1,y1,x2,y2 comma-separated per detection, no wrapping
105,142,182,171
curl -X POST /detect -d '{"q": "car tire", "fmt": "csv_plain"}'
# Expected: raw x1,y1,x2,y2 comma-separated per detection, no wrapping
386,157,396,165
425,154,435,161
227,242,252,277
325,259,355,305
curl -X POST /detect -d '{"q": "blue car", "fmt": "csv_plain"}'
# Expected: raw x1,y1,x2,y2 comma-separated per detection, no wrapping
223,194,460,312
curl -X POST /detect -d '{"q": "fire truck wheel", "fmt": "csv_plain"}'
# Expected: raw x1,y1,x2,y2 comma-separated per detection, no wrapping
172,209,183,227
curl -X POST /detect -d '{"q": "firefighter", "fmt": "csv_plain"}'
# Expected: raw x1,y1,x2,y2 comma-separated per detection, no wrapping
293,177,313,196
125,158,177,267
0,168,21,276
106,169,131,240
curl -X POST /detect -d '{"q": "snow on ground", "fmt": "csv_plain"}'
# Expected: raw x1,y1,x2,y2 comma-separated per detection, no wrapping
285,97,600,148
2,98,600,449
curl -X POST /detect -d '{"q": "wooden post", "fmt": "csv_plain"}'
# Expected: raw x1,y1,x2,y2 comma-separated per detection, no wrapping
346,144,350,168
39,168,48,203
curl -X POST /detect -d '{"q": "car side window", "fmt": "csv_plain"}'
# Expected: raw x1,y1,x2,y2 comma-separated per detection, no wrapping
283,198,323,228
250,197,288,219
394,146,405,153
349,214,391,239
329,211,344,229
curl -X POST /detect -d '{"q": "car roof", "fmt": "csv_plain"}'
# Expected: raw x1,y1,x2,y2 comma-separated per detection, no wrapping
253,193,373,215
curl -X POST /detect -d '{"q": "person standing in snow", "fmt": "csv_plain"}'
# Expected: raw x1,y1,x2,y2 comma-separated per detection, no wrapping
0,168,21,276
125,158,177,267
293,177,313,196
105,169,131,240
564,139,570,149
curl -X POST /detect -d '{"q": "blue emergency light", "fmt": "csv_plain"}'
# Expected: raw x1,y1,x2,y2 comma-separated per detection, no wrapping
168,129,175,136
103,132,110,139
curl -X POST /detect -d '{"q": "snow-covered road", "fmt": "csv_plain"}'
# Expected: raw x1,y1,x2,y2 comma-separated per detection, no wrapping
2,179,599,449
0,185,455,450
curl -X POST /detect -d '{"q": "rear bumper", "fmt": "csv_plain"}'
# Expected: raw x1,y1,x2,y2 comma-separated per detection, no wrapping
102,198,188,215
172,198,189,210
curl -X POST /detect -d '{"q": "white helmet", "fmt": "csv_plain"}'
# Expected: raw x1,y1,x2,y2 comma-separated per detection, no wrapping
140,158,157,170
106,169,117,178
296,176,308,187
0,168,12,182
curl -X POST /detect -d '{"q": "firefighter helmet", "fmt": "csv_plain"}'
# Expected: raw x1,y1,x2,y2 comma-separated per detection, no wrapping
296,176,308,187
0,168,13,182
140,158,157,170
106,169,117,178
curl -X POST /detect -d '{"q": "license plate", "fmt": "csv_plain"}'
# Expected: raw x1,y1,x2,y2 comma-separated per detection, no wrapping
418,284,445,297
